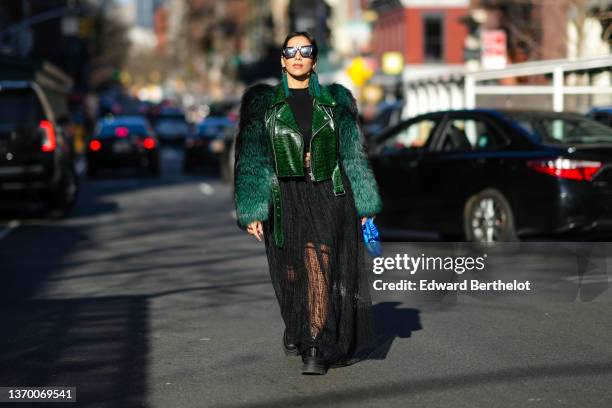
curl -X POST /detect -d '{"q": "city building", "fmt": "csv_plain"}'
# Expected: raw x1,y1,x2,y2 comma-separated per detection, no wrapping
366,0,469,102
370,0,469,66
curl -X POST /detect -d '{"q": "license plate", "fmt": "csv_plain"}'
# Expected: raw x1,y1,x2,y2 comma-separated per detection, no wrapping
113,141,131,153
209,139,224,153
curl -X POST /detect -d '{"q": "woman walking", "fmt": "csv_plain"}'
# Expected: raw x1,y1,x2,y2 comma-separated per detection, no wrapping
233,31,382,375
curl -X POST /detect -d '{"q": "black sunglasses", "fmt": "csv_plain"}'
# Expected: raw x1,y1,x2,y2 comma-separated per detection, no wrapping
282,45,314,59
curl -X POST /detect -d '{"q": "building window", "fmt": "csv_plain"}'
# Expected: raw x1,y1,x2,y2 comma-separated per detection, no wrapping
423,14,444,63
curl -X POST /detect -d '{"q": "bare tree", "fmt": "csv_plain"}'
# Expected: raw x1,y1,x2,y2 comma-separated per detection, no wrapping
89,9,130,89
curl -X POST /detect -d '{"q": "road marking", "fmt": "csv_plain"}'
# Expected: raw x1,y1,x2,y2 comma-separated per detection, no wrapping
561,275,612,284
0,219,20,241
199,182,214,196
75,156,86,175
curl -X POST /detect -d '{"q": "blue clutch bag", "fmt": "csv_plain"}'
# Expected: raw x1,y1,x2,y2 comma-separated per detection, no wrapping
362,217,382,258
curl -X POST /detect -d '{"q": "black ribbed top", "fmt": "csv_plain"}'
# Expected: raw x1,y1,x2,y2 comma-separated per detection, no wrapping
286,87,313,152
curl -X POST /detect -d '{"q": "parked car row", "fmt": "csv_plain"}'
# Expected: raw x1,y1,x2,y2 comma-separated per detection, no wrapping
84,97,239,178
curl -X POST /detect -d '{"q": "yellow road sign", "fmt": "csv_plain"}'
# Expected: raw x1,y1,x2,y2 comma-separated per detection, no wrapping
346,57,374,87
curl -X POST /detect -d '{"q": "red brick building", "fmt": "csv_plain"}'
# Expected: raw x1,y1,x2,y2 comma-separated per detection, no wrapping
370,0,470,65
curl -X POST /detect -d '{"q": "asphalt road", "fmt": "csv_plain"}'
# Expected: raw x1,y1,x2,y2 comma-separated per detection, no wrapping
0,146,611,408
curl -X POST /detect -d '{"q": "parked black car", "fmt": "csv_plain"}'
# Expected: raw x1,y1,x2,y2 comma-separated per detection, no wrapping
363,99,405,142
369,109,612,242
154,107,191,145
87,115,160,177
184,115,235,174
586,107,612,128
0,81,78,215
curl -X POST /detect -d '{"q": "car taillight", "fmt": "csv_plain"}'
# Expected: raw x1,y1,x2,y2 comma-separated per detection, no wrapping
39,120,56,152
143,137,156,149
89,140,102,151
115,127,129,137
527,158,602,181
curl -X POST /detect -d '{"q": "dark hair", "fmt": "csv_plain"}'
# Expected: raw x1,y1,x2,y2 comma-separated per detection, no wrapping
281,31,318,63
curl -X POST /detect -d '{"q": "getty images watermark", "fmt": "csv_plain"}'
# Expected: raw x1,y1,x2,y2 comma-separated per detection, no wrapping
370,252,532,292
365,242,611,303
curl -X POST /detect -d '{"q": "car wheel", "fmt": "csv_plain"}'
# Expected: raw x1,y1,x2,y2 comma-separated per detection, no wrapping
46,166,79,216
464,188,518,243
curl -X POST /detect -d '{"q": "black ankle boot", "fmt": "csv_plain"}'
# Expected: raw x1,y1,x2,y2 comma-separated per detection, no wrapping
301,346,327,375
282,330,299,356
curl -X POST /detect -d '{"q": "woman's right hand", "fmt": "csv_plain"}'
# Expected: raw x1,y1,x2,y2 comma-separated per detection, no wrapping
246,220,263,241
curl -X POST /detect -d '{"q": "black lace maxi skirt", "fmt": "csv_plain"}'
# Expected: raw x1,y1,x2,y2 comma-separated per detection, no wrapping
262,166,378,367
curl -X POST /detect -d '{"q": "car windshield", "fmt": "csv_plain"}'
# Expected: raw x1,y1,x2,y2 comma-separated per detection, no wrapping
368,103,401,129
0,89,44,129
504,112,612,145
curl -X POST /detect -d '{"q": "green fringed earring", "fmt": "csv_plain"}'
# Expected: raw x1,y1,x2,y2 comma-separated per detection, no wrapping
281,67,291,98
308,70,321,97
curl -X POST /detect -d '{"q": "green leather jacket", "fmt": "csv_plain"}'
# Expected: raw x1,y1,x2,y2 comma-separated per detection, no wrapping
265,83,344,196
234,81,382,247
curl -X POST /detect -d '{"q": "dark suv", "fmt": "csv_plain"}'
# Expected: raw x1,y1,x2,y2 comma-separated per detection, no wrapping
0,81,78,215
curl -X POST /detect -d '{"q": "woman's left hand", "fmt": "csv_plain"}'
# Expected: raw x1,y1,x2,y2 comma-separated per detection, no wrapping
361,215,376,225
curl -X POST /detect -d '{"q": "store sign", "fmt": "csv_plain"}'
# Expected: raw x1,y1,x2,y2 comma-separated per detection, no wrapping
481,30,507,70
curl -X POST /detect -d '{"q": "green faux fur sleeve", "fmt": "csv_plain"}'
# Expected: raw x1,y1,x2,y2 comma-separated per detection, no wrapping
233,83,275,229
328,83,383,217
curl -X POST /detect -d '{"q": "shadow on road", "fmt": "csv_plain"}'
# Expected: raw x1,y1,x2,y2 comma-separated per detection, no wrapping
369,302,422,360
0,296,150,408
0,225,150,408
216,360,612,408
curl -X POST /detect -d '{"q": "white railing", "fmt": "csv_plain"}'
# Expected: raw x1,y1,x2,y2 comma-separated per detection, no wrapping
400,56,612,118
